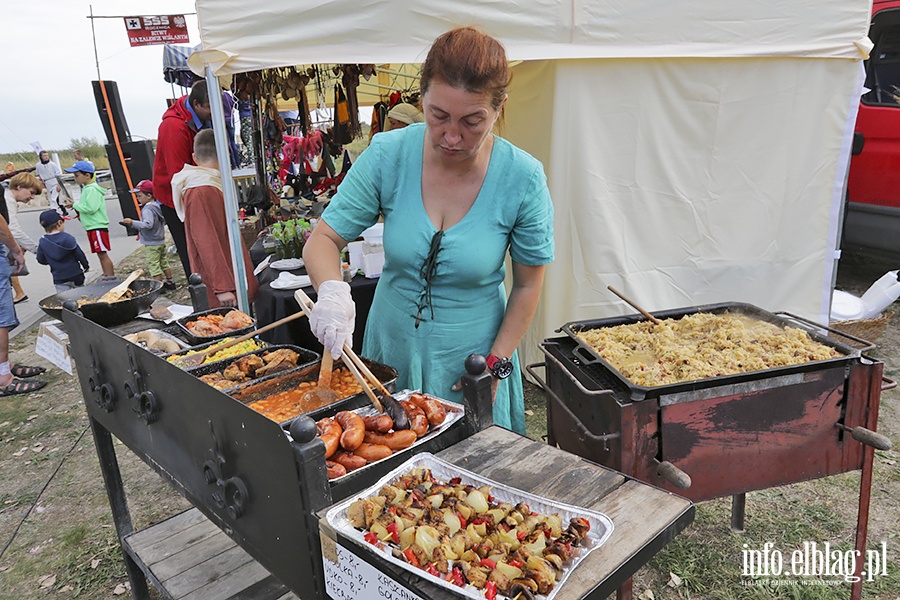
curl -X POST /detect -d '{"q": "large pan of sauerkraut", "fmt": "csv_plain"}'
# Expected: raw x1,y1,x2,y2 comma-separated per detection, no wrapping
560,302,859,400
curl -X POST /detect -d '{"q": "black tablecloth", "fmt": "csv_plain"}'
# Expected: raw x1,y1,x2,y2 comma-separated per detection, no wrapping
249,236,271,268
253,261,378,352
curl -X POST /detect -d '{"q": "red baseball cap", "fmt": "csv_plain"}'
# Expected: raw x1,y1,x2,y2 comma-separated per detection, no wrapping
129,180,154,194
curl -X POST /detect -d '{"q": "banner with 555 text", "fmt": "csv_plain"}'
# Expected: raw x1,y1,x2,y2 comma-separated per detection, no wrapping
123,15,189,47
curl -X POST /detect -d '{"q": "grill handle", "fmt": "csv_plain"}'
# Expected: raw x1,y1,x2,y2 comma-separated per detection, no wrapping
775,311,875,352
571,345,602,365
882,376,897,391
837,424,893,451
525,362,620,446
655,459,692,490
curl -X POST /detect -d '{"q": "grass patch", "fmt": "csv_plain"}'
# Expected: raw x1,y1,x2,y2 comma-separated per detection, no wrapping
56,529,127,597
643,492,893,599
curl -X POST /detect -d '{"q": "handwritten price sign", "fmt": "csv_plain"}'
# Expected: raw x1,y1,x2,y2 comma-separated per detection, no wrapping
322,536,425,600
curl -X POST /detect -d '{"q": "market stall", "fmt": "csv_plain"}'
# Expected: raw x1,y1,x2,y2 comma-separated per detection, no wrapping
189,0,872,370
59,1,888,598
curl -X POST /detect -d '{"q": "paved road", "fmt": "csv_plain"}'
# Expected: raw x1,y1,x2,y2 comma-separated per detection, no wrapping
11,194,141,338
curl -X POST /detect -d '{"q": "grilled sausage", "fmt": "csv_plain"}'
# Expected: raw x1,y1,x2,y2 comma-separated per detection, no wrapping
401,400,430,437
363,429,417,450
332,450,367,472
353,442,393,462
335,410,366,451
316,417,343,459
325,460,347,480
381,394,410,430
409,393,447,427
362,414,394,433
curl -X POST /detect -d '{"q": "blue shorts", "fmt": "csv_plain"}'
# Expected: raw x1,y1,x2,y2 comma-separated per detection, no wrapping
0,246,20,330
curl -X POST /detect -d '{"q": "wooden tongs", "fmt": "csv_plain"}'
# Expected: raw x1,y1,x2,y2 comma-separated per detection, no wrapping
294,288,383,413
97,270,143,303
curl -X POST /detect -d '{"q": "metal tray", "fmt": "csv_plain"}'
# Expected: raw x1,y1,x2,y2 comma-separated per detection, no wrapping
163,335,270,369
560,301,861,401
317,391,465,483
229,357,399,426
176,307,257,345
186,344,319,392
325,452,615,600
122,328,190,356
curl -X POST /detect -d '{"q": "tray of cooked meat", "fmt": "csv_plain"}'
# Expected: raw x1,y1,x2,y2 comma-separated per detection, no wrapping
177,307,256,345
312,391,465,481
122,329,190,355
326,453,614,600
187,344,319,392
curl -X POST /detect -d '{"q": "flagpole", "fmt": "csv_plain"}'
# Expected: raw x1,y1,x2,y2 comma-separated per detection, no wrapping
90,5,101,80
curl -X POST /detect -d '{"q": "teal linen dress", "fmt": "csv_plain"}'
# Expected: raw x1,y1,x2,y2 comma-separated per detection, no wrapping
321,123,554,433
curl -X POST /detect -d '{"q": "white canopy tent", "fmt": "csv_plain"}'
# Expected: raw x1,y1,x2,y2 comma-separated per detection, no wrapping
190,0,873,367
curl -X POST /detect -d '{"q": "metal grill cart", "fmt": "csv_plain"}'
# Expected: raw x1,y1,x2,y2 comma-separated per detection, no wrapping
529,302,894,600
66,308,694,600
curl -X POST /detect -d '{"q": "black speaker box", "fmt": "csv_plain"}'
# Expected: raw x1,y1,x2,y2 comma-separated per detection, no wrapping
92,80,132,146
106,140,155,223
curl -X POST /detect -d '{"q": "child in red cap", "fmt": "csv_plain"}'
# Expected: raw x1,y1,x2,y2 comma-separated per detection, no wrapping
120,180,177,290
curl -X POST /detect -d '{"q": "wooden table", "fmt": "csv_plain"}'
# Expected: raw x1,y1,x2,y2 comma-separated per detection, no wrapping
319,426,695,600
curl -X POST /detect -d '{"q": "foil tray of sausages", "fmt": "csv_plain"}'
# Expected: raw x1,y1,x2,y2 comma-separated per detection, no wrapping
315,391,465,482
325,452,614,600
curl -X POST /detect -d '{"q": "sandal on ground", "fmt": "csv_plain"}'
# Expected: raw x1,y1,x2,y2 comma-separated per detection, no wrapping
13,296,28,304
11,364,46,378
0,378,47,397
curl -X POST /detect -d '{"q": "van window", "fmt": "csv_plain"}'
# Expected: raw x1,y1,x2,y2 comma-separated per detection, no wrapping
864,30,900,105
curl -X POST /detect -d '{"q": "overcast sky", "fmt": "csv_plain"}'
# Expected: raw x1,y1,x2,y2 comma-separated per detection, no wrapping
0,1,201,156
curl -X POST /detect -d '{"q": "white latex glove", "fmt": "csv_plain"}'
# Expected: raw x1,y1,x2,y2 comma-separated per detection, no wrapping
309,280,355,359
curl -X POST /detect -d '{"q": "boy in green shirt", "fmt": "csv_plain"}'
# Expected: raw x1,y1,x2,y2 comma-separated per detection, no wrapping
64,160,114,276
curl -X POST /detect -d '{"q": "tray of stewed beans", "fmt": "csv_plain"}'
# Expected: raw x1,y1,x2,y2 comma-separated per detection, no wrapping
229,356,399,426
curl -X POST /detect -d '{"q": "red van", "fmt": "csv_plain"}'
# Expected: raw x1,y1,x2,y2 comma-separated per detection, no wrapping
843,0,900,255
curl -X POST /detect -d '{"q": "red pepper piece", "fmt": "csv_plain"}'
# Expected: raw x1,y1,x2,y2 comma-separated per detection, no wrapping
516,530,527,541
364,532,378,545
450,567,465,587
402,547,420,568
449,476,461,485
480,558,497,569
484,580,497,600
508,558,523,569
457,513,467,529
387,522,400,544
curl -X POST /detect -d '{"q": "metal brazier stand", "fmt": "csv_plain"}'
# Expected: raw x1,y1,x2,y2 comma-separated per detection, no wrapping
530,303,893,600
64,309,493,600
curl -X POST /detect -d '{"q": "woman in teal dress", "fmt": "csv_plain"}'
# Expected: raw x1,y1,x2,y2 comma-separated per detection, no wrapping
303,27,554,433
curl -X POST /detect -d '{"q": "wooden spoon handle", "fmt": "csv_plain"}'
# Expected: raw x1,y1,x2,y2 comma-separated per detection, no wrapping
294,287,383,412
607,285,661,325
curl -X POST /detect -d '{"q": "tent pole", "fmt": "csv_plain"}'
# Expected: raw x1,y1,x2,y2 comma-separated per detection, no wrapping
205,66,250,313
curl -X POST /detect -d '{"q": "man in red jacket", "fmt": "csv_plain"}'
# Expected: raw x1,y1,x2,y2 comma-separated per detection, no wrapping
152,80,211,278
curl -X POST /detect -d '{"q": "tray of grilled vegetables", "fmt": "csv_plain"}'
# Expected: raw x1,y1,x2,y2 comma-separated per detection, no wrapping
326,453,614,600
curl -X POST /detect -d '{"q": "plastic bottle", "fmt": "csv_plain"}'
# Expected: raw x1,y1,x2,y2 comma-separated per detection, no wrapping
859,270,900,318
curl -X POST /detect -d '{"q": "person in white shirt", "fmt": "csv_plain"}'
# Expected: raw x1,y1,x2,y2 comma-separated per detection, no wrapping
34,151,67,215
4,173,41,304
